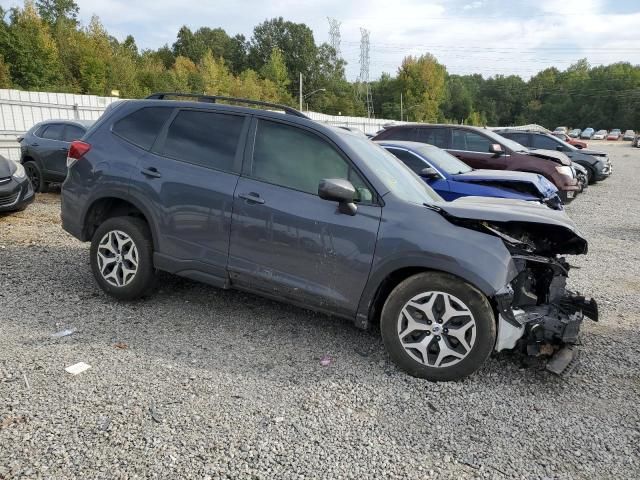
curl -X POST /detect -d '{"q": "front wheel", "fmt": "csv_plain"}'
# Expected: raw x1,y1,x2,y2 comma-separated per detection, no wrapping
90,216,156,300
380,272,496,381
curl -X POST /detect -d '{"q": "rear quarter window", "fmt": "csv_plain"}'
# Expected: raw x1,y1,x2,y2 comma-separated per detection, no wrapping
112,107,173,150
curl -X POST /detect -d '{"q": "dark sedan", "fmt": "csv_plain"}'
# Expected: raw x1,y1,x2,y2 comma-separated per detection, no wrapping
496,129,612,184
0,155,34,212
19,119,94,192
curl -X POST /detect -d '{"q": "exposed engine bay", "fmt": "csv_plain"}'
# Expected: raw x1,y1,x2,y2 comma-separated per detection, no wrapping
487,222,598,375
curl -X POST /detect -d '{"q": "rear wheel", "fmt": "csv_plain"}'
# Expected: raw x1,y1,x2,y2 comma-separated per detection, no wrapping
90,216,156,300
24,161,48,193
380,272,496,381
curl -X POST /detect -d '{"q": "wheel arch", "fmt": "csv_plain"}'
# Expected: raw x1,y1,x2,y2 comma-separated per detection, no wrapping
82,195,159,250
355,259,497,331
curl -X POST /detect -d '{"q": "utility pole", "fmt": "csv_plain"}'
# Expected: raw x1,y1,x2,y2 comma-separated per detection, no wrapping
299,73,303,112
400,92,403,121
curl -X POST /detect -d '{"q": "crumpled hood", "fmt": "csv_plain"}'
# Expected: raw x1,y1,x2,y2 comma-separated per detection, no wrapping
452,169,558,198
433,196,588,255
527,148,572,166
0,155,14,178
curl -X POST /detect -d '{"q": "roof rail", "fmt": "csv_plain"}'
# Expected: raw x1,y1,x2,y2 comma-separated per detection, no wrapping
145,92,309,119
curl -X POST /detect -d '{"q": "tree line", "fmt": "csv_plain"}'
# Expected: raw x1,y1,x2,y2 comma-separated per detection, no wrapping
1,1,639,129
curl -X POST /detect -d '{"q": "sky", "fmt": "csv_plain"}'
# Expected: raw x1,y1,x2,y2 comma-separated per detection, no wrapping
2,0,640,80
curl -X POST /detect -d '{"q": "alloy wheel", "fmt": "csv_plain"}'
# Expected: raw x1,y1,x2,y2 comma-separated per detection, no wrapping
96,230,139,287
397,291,477,368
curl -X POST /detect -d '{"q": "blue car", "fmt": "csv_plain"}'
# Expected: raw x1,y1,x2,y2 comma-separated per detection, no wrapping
377,141,563,210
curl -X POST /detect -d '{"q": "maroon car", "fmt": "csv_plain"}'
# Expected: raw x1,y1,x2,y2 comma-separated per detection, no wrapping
372,124,580,202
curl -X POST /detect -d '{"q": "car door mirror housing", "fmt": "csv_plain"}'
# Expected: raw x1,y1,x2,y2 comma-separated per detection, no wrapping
489,143,503,155
420,167,441,179
318,178,357,216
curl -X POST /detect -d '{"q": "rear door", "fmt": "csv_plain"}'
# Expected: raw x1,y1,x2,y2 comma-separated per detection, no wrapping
448,128,508,170
414,127,450,148
228,118,381,317
128,107,249,280
37,124,68,177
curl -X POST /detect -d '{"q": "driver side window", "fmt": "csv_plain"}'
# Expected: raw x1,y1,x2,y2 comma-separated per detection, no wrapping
251,120,373,202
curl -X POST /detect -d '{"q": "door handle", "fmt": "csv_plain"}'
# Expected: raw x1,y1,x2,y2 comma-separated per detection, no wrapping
59,147,69,151
32,143,39,147
141,167,162,178
238,192,265,204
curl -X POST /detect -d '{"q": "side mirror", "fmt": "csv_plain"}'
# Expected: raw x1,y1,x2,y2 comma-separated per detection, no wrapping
318,178,357,216
420,167,441,179
489,143,503,155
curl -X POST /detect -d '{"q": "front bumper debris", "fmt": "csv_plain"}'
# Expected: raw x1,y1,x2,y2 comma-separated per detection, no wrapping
494,257,598,375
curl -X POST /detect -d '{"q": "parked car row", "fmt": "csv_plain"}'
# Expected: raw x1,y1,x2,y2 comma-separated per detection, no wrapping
561,127,636,141
7,93,600,383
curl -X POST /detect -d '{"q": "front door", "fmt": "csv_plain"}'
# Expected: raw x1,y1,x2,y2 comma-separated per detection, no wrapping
228,118,381,317
448,129,508,170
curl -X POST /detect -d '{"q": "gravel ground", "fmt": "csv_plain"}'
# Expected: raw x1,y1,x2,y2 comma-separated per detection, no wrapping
1,145,639,479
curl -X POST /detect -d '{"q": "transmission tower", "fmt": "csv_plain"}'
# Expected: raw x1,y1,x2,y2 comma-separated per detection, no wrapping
327,17,341,58
359,28,374,118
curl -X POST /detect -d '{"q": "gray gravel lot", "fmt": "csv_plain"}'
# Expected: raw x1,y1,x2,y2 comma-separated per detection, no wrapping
1,145,639,479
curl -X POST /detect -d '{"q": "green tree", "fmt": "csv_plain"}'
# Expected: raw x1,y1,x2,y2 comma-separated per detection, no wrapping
1,2,63,89
199,50,233,96
0,54,12,88
35,0,78,25
260,47,290,102
248,17,318,97
398,54,446,122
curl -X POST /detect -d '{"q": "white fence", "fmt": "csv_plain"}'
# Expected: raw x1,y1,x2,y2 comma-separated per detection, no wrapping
0,88,405,161
0,89,119,161
305,111,407,135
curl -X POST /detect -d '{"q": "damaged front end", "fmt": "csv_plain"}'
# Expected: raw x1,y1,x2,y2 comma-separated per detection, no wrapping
487,222,598,375
436,197,598,375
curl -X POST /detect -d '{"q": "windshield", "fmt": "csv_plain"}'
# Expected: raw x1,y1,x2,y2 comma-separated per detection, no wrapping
483,129,529,152
417,145,472,174
340,134,443,204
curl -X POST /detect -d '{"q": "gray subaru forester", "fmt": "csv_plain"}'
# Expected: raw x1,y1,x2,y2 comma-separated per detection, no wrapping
61,93,598,381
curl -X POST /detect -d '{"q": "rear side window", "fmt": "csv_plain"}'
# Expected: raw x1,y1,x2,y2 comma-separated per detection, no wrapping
40,124,64,140
452,130,493,152
251,120,372,200
532,134,560,150
159,110,244,172
62,125,85,142
502,132,530,146
113,107,173,150
415,128,448,148
377,127,414,141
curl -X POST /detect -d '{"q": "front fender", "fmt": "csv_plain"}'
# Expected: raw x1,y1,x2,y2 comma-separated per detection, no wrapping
355,203,518,328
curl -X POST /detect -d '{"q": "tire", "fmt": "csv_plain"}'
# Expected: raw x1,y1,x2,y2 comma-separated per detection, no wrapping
90,216,156,300
23,161,49,193
380,272,496,381
586,166,596,185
